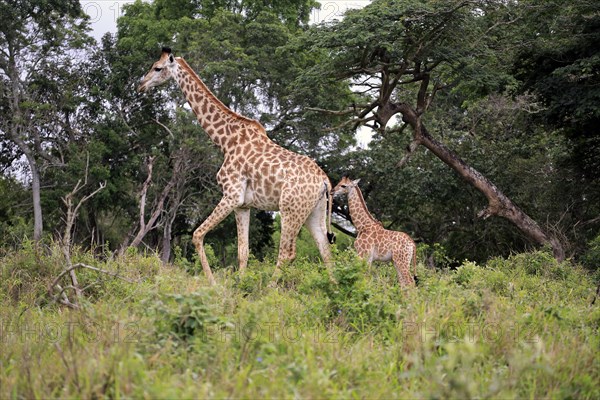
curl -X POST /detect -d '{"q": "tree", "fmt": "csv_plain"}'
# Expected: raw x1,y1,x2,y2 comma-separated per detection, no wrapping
0,0,93,242
512,0,600,256
293,0,565,260
513,1,600,146
108,0,323,263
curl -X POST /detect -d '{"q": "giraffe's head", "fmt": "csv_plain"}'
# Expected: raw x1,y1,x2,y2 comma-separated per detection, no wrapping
137,47,177,92
332,176,360,199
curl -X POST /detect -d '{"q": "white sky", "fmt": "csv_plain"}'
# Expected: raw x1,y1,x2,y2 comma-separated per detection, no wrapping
82,1,371,39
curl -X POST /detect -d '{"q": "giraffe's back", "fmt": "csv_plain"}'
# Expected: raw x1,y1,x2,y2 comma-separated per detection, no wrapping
355,225,415,262
225,141,329,212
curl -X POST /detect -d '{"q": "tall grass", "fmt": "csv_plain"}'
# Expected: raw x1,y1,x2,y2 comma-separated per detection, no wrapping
1,244,598,398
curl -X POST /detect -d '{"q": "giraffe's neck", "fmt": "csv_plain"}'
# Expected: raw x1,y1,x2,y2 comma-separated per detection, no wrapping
348,186,379,231
173,58,266,151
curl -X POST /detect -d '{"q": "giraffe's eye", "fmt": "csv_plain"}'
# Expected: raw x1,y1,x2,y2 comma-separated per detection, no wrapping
341,185,347,188
154,67,163,72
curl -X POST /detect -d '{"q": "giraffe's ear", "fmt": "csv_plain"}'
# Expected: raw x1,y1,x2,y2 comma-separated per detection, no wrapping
352,179,361,186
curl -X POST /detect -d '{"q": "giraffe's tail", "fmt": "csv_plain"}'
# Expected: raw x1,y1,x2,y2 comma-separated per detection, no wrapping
325,180,336,244
412,242,419,286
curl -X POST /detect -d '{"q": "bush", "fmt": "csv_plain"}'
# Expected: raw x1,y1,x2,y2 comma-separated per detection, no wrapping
452,261,479,286
0,240,64,305
297,250,398,333
1,247,598,399
152,289,226,342
581,235,600,273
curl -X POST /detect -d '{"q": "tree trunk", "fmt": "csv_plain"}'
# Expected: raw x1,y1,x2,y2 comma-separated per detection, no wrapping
7,56,44,243
161,214,174,264
14,141,44,243
30,158,43,242
394,102,565,261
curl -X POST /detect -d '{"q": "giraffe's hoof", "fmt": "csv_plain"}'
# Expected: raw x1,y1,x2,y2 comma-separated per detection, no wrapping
327,232,336,244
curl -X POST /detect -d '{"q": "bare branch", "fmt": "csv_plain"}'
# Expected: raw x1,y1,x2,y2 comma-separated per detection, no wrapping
397,138,422,168
51,283,79,309
152,119,175,138
305,107,356,116
51,262,138,289
139,156,155,232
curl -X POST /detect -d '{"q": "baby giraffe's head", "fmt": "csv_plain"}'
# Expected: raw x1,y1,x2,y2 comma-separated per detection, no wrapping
332,176,360,199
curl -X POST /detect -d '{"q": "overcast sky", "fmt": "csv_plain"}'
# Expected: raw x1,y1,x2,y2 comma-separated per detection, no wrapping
82,1,370,40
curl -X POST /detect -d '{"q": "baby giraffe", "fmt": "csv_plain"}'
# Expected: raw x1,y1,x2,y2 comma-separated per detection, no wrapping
332,177,417,288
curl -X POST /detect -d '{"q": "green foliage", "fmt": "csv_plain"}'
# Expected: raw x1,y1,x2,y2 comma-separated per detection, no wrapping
1,0,599,337
1,246,599,398
581,234,600,273
152,289,227,341
0,242,162,309
0,177,31,252
419,243,457,269
311,252,398,333
232,261,273,295
453,261,478,286
513,0,600,133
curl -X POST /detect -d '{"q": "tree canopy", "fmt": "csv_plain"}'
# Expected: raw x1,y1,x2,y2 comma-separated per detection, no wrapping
0,0,598,269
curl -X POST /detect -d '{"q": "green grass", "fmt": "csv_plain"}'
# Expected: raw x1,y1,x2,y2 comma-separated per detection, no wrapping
1,244,598,399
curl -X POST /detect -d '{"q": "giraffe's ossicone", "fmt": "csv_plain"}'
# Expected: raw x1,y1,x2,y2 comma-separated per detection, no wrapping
139,48,335,285
332,177,417,288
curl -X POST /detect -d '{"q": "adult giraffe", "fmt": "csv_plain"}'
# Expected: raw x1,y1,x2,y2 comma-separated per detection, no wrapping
138,48,334,285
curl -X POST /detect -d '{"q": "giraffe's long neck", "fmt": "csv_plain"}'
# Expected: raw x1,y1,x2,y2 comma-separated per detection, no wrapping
348,186,380,231
174,58,266,152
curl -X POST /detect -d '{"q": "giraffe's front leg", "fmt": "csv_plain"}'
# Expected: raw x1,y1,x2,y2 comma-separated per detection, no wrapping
192,196,238,285
354,239,374,270
234,208,250,273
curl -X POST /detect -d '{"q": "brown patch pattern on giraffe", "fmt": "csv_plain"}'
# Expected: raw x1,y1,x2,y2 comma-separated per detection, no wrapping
332,177,417,288
138,48,335,285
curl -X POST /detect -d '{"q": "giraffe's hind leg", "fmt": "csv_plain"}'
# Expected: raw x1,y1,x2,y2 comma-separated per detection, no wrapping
268,209,306,286
305,197,336,283
392,249,416,289
234,208,250,272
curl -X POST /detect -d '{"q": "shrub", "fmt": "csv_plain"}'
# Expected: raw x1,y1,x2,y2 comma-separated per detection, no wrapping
151,289,226,342
0,240,64,305
452,261,480,287
297,250,397,333
1,246,598,398
419,242,457,269
232,261,272,296
581,234,600,273
505,249,559,276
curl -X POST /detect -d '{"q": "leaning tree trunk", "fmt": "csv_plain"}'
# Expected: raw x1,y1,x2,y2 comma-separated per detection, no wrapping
394,102,565,261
